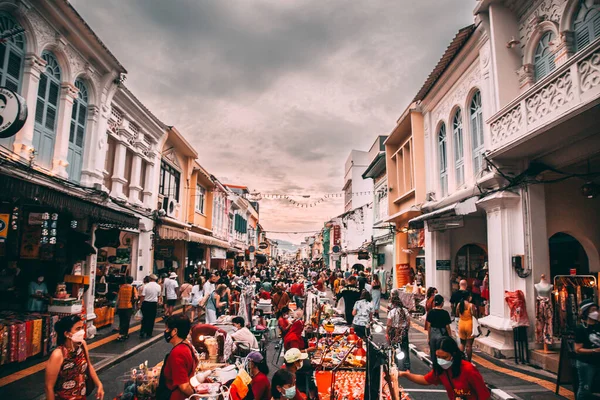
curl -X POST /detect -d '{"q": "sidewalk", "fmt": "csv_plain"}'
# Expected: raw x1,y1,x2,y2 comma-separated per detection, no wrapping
377,297,575,400
0,308,181,400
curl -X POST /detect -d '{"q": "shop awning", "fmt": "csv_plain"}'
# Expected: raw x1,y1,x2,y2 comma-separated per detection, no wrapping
0,173,139,229
188,231,230,248
157,225,230,248
408,196,478,228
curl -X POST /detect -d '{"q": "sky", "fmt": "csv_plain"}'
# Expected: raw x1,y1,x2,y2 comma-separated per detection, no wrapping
71,0,475,244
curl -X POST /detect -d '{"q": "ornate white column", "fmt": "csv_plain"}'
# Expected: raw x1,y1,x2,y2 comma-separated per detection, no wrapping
80,105,104,187
476,191,527,356
129,153,143,204
110,140,128,200
143,159,156,208
51,83,78,178
13,53,46,159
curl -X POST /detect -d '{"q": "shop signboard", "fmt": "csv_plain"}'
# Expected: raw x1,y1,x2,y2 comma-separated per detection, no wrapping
436,260,451,271
0,86,27,139
333,225,341,245
427,216,464,232
0,213,8,241
396,263,411,288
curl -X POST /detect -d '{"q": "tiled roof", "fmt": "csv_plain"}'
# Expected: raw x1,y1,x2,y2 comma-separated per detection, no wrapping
413,25,476,102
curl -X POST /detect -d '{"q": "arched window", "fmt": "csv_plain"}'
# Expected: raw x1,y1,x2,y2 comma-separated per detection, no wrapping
438,123,448,197
0,14,24,92
534,32,556,80
33,51,61,169
66,79,88,182
470,91,485,174
574,1,600,51
453,109,464,187
0,13,25,147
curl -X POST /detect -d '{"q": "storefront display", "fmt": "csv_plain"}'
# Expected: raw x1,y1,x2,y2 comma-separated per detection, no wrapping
552,275,597,336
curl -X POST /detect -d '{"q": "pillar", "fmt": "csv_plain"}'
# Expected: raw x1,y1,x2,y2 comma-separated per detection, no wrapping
129,153,143,204
476,191,527,356
85,224,98,338
12,53,45,159
143,159,156,208
80,105,104,187
51,83,78,178
110,140,128,200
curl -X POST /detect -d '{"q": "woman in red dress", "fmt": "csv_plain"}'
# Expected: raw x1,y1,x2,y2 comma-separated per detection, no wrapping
45,315,104,400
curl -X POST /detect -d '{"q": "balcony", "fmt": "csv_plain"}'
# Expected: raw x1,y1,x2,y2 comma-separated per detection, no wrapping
489,39,600,157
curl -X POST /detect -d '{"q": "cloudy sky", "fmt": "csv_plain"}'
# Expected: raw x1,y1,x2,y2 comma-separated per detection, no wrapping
71,0,474,243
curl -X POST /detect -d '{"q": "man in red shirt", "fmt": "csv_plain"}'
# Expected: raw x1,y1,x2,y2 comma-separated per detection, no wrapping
290,279,305,309
157,314,198,400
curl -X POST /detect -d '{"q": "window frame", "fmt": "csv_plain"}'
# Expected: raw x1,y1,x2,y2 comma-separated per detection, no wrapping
469,91,485,175
438,122,448,197
574,3,600,52
534,31,556,81
66,79,89,182
159,160,181,201
195,184,206,214
452,109,465,187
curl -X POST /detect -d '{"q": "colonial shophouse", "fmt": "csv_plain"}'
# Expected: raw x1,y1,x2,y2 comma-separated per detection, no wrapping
409,0,600,362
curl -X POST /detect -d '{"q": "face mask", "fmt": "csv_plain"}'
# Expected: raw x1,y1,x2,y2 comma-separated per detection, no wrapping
232,327,239,332
164,330,173,343
283,386,296,399
37,277,44,283
437,358,453,370
70,330,85,343
589,311,599,321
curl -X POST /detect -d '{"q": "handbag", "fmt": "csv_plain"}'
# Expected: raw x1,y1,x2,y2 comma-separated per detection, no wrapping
472,316,481,338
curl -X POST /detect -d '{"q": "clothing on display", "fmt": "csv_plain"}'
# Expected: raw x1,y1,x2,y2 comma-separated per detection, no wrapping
535,297,553,345
504,290,530,327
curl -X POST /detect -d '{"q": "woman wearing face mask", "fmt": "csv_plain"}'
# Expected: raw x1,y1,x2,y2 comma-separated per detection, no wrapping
271,369,306,400
398,336,490,400
574,300,600,399
246,351,271,400
45,315,104,400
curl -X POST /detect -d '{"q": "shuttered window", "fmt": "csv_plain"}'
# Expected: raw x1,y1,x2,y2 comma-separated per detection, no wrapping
470,91,485,175
574,3,600,52
66,79,88,182
453,109,465,187
195,185,206,213
438,123,448,197
534,32,556,81
0,14,25,148
33,51,61,169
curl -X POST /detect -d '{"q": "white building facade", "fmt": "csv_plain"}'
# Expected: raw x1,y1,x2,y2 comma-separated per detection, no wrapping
416,0,600,360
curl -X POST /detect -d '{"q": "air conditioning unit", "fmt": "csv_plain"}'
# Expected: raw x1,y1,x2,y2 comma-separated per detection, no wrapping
162,197,177,218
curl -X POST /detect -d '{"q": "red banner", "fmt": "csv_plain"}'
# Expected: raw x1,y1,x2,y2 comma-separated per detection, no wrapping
333,225,341,246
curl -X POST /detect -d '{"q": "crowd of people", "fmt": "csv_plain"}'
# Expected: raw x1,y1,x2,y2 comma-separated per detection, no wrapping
42,261,501,400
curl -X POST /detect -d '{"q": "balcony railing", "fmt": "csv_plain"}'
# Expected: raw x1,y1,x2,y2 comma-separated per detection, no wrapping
489,39,600,153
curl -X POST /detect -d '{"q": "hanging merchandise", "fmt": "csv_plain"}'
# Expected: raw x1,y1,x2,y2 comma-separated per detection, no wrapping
504,290,530,327
552,275,597,336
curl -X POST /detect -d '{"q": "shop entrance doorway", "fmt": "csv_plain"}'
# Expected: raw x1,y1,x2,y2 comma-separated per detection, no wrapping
549,232,589,279
454,244,488,312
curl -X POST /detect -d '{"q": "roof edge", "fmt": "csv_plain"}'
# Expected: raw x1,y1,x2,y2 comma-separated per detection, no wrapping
413,24,477,102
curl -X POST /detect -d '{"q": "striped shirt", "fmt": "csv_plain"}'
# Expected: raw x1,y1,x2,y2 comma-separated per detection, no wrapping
117,284,137,309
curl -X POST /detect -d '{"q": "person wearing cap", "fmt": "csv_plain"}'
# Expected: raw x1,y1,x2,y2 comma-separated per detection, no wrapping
139,274,162,338
283,348,316,399
574,299,600,399
163,272,179,319
247,351,271,400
